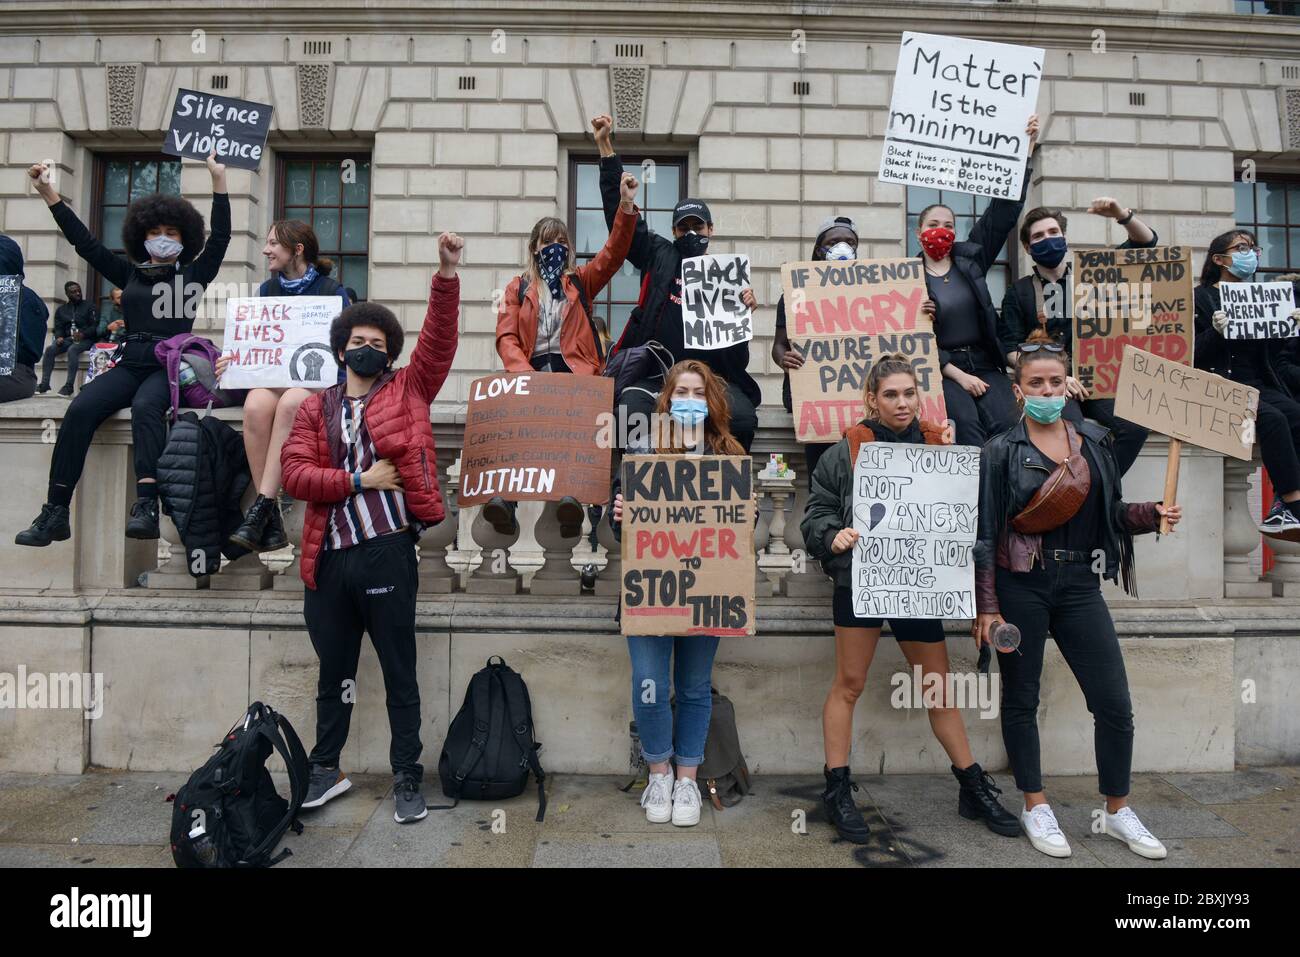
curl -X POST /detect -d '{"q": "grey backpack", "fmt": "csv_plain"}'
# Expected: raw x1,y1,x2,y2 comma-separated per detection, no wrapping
673,687,752,809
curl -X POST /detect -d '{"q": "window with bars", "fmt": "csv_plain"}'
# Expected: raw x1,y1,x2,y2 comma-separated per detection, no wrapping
905,186,1015,309
90,155,182,316
1234,174,1300,277
277,155,372,300
1234,1,1300,15
568,154,687,343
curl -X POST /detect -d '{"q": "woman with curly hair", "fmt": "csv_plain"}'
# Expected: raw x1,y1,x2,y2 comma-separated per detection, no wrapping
17,154,230,547
217,219,350,552
609,359,748,827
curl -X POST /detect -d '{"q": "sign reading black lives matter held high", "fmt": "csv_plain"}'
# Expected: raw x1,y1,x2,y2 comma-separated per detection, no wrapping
163,89,273,171
851,443,980,619
0,274,19,377
680,254,753,349
880,32,1043,200
1219,282,1299,340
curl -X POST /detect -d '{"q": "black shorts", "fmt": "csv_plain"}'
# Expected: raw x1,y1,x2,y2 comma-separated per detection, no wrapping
831,587,946,643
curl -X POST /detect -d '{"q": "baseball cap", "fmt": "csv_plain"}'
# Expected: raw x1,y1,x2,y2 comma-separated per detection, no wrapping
672,199,713,229
815,215,858,247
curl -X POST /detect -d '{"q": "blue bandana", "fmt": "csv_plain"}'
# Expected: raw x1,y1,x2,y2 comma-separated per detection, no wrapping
536,243,568,301
279,264,318,294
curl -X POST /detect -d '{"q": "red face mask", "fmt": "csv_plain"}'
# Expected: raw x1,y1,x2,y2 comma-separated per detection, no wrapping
919,226,955,261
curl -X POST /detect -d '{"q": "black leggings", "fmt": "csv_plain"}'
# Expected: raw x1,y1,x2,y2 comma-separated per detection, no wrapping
995,559,1134,798
47,360,170,505
1256,387,1300,496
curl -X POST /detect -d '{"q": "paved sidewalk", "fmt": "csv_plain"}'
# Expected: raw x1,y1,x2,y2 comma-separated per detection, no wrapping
0,766,1295,868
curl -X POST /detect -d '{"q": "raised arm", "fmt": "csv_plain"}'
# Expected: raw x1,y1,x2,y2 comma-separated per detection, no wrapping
408,232,462,403
964,115,1038,274
593,115,654,272
29,163,133,289
575,172,640,300
187,155,231,286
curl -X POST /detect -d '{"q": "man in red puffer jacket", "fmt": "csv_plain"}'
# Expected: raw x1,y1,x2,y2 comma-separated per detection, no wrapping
280,231,461,825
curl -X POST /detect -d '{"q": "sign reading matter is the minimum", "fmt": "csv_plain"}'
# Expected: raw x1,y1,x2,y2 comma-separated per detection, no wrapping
1220,282,1298,340
879,32,1043,200
621,455,755,637
851,443,980,620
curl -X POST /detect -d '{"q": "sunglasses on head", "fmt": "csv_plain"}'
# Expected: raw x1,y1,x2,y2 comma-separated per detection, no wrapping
1019,341,1065,354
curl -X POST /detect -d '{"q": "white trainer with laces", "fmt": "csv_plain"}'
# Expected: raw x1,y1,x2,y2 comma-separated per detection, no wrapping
640,771,674,824
671,777,702,827
1104,806,1167,859
1021,803,1072,858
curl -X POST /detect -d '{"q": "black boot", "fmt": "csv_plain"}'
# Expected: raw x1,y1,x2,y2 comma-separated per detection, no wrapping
15,503,71,547
481,496,518,536
125,496,160,540
953,762,1020,836
260,497,289,551
821,765,871,844
556,495,584,537
229,494,273,551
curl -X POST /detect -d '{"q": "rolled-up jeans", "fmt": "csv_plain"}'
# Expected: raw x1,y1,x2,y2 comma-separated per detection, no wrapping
626,634,720,766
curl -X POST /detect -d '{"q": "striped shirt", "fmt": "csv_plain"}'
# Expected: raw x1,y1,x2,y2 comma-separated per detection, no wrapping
324,391,409,550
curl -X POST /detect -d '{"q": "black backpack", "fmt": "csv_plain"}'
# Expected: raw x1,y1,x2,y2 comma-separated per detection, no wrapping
169,702,309,868
438,656,547,821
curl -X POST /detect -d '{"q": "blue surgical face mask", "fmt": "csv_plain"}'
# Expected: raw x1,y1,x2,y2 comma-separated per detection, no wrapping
1028,236,1068,268
1022,394,1066,424
1228,249,1258,280
820,241,856,262
669,397,707,427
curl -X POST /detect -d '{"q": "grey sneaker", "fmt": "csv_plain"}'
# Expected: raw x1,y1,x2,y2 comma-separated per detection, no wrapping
393,773,427,824
301,764,351,809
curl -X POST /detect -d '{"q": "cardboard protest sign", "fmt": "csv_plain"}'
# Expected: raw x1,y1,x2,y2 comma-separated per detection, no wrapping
620,455,755,636
1114,345,1258,461
163,89,272,171
219,296,340,390
879,32,1043,200
459,372,614,506
83,343,119,384
851,443,979,619
680,254,753,349
1071,245,1193,400
1219,282,1298,340
781,257,943,444
0,274,19,377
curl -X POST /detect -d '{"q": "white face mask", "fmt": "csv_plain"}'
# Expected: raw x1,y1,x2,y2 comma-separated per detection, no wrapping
822,241,856,262
144,235,184,260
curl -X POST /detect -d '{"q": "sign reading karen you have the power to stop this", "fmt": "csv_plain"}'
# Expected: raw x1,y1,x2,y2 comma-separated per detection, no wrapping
680,254,753,350
163,89,273,171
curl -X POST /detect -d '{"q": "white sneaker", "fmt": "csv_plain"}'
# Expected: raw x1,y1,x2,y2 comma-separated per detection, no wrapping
671,777,702,827
1104,806,1167,860
640,771,674,824
1021,803,1072,858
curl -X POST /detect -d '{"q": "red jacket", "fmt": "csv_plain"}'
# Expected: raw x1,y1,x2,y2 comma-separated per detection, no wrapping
495,204,637,376
281,273,459,589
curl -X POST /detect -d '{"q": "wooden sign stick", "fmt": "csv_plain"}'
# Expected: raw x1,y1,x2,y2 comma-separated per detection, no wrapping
1160,438,1182,534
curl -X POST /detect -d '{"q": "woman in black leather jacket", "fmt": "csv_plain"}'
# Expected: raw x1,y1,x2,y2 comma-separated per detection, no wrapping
973,330,1180,861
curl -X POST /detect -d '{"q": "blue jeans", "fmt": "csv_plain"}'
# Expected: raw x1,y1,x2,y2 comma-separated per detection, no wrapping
626,635,720,766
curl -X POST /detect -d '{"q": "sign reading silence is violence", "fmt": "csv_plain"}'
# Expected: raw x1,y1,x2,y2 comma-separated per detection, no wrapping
459,372,614,506
163,89,272,171
781,257,944,444
1071,245,1194,400
621,455,755,637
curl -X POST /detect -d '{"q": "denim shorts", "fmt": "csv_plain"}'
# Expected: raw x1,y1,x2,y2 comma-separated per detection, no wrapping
831,587,946,642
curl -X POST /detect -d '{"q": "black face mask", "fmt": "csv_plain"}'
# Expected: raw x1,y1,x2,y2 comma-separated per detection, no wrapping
674,232,710,258
343,345,389,378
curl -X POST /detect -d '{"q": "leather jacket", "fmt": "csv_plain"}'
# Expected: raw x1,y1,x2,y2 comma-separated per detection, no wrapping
974,418,1162,614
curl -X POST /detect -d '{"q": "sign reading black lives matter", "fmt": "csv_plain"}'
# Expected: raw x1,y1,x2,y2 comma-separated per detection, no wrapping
163,89,273,171
879,32,1043,200
680,254,753,349
621,455,755,637
851,443,980,619
0,274,19,377
1219,282,1298,340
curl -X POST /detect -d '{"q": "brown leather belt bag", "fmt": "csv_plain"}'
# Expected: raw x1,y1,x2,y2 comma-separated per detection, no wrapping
1011,421,1091,535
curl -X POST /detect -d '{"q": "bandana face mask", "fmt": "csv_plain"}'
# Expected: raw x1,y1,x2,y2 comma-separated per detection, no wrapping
535,242,568,300
919,227,955,261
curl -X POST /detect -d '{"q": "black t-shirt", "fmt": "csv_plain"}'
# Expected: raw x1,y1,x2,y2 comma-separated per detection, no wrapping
926,269,983,350
1032,439,1103,551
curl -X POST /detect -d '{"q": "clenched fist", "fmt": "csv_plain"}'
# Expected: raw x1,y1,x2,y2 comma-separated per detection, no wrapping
438,231,463,277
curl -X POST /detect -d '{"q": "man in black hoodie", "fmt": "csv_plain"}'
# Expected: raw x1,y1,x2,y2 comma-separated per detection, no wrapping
592,114,761,451
0,235,50,403
38,280,99,396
